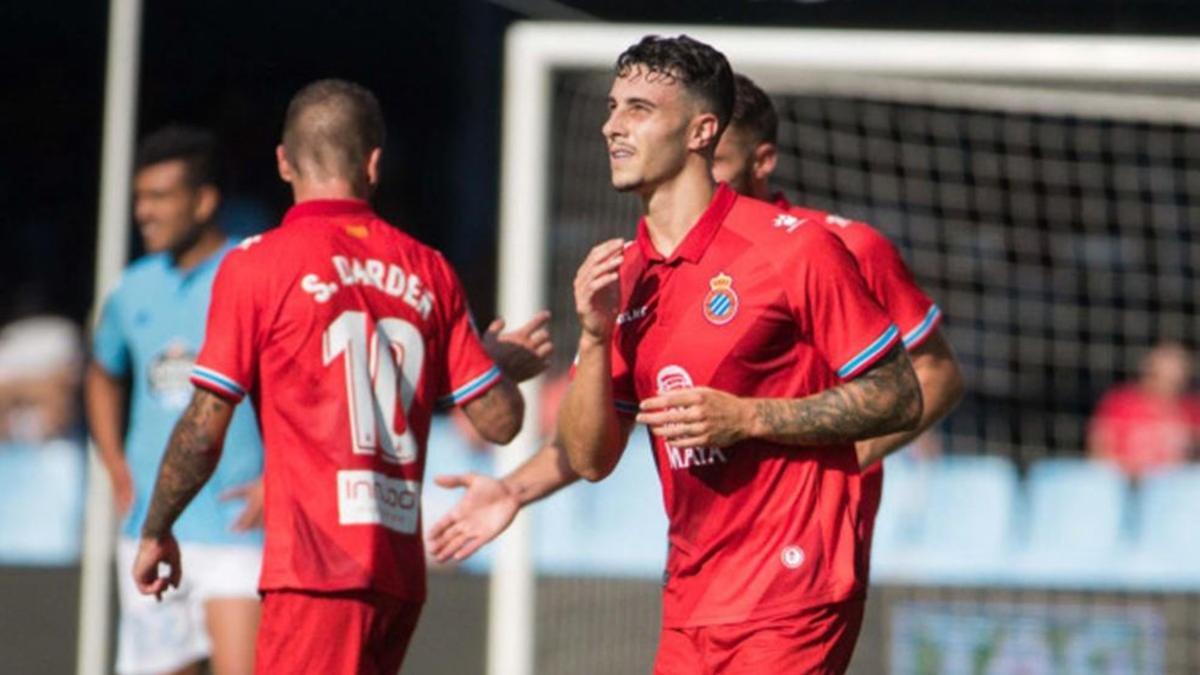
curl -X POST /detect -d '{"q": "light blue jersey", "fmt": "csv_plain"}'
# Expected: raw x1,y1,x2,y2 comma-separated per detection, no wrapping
93,243,263,545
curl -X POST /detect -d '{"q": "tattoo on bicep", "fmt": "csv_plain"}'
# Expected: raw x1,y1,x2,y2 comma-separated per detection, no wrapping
141,391,228,538
753,345,920,445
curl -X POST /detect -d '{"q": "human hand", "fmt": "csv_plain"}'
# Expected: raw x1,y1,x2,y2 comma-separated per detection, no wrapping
573,239,625,343
636,387,756,449
427,473,520,563
132,533,181,601
483,311,553,383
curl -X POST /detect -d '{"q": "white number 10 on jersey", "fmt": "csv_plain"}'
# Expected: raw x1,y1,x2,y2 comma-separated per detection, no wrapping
323,310,425,464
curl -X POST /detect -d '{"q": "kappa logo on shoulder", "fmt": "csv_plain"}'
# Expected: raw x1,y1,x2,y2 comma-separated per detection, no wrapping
702,273,739,326
772,213,806,234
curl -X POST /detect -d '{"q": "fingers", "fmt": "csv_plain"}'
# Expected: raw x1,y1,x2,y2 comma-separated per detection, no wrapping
510,311,550,338
639,390,704,412
428,512,458,541
429,522,475,563
486,318,505,336
583,238,626,267
434,474,472,489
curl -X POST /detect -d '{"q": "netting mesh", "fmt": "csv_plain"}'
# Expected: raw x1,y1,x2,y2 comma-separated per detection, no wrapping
481,69,1200,674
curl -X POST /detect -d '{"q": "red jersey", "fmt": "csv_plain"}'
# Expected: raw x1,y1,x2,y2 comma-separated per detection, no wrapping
609,184,900,626
1089,385,1197,477
191,199,500,602
774,195,942,581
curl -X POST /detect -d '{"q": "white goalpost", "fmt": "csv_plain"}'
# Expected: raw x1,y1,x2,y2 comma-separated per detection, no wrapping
495,21,1200,675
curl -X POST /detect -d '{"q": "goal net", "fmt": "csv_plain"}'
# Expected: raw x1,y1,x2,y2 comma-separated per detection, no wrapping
423,24,1200,675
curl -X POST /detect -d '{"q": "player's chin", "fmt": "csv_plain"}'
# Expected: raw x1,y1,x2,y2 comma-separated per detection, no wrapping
610,173,642,193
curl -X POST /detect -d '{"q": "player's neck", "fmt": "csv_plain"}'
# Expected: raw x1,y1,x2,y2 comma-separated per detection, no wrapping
172,226,226,271
641,165,716,257
290,179,369,204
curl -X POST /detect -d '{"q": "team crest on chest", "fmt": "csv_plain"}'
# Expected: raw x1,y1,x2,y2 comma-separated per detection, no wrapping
702,272,739,326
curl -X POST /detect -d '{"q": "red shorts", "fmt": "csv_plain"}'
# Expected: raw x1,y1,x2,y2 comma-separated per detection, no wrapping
653,598,866,675
255,589,422,675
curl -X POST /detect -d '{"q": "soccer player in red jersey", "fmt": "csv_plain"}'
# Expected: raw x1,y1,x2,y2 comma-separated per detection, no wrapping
712,73,965,580
131,80,539,675
559,36,923,673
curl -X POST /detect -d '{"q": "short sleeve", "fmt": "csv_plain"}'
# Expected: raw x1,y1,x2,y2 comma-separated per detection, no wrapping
836,222,942,350
92,290,130,376
788,228,900,380
190,253,261,403
431,257,501,408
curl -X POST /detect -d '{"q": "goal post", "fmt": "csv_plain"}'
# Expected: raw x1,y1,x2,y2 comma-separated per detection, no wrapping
495,21,1200,675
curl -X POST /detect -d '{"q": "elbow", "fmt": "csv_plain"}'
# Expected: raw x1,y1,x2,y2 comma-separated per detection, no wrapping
563,440,617,483
475,383,525,445
896,379,924,433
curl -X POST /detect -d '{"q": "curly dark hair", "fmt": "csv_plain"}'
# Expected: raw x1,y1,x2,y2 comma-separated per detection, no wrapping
615,34,735,134
730,73,778,145
135,125,221,189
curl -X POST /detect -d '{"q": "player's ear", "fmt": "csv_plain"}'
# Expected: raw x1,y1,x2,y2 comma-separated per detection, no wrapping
688,112,721,153
276,145,294,184
753,142,778,181
366,147,383,188
193,185,220,224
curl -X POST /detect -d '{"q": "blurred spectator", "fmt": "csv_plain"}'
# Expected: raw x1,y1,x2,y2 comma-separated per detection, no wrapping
1088,342,1199,478
0,315,86,565
0,316,83,443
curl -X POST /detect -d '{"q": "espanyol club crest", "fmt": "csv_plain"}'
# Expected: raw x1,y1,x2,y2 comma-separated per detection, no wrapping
702,272,739,325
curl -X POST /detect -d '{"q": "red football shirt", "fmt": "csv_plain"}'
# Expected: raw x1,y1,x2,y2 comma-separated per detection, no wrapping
190,199,500,602
1089,385,1196,477
774,195,942,581
608,184,900,626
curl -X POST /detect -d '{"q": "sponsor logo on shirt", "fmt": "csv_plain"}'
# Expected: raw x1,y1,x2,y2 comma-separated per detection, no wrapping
617,305,648,325
148,341,196,409
781,545,806,569
772,213,805,233
655,365,728,470
336,469,420,535
701,273,739,326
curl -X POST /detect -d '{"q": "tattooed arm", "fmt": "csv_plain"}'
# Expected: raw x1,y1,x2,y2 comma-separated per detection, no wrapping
133,389,234,598
637,344,922,449
856,330,963,468
141,389,234,537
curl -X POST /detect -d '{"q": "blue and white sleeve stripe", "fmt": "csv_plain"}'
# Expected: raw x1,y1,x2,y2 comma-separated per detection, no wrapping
190,365,247,401
902,305,943,349
836,325,901,380
438,365,503,408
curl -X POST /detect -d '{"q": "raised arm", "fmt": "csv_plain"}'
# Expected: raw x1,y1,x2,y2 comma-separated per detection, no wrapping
558,238,634,481
856,329,963,468
637,343,921,449
133,388,233,598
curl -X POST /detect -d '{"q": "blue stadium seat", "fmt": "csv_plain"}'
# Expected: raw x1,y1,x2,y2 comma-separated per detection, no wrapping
873,455,1020,585
1128,466,1200,588
0,440,85,566
1015,459,1130,587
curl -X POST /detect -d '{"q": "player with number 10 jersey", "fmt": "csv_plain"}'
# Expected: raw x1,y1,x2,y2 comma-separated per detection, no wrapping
191,196,500,602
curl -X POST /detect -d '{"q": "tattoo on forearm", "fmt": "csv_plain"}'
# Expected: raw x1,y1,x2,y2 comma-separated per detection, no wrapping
753,345,922,446
141,391,226,538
